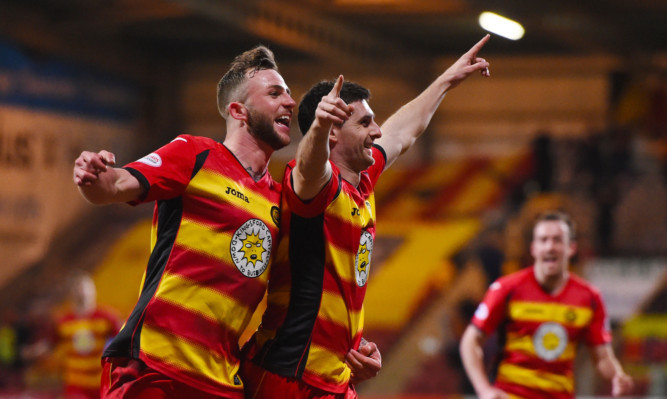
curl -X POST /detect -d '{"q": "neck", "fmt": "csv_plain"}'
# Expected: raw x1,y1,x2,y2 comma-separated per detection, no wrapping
534,266,569,295
74,303,95,316
224,127,273,181
331,155,361,187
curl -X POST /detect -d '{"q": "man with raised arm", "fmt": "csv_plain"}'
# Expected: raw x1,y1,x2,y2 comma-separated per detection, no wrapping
241,35,491,399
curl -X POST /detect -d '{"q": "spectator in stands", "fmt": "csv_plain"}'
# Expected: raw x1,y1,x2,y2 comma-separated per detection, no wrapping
460,211,633,399
241,35,491,399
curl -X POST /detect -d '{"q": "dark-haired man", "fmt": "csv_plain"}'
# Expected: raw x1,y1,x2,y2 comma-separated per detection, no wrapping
459,211,634,399
242,35,491,399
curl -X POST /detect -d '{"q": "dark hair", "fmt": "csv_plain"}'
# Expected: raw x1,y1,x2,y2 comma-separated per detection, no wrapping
297,79,371,135
534,211,576,240
217,46,278,117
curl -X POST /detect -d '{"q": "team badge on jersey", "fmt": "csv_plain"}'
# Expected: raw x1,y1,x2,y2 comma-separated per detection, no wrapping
230,219,272,278
72,328,95,355
533,322,568,361
355,230,373,287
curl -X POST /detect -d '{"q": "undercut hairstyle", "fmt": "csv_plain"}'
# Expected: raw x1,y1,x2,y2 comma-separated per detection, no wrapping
534,211,576,241
297,80,371,136
217,45,278,118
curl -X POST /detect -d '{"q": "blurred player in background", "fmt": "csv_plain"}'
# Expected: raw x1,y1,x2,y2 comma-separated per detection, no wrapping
460,211,634,399
55,271,121,399
241,35,491,399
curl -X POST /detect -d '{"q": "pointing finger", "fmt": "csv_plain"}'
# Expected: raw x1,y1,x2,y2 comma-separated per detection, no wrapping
330,75,344,98
468,34,490,57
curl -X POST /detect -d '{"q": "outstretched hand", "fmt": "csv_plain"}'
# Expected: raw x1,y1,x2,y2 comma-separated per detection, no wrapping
313,75,352,132
73,150,116,186
441,34,491,90
611,372,634,397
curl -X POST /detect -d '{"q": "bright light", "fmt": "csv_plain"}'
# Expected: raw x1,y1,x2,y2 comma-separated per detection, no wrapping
479,11,525,40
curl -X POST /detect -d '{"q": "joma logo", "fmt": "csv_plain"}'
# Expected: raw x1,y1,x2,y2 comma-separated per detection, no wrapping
225,187,250,203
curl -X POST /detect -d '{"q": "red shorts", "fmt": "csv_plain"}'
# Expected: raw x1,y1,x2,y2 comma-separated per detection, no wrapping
239,359,357,399
64,385,100,399
101,357,240,399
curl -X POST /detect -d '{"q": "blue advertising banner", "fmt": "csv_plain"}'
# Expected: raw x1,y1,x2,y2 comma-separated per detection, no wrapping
0,41,139,122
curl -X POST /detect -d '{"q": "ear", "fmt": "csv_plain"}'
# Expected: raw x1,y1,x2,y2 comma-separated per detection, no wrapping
329,126,339,148
567,242,578,259
228,102,248,122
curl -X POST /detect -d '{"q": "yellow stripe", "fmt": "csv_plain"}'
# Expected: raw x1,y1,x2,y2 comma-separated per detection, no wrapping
176,218,234,260
155,273,252,336
141,324,238,387
65,356,103,371
59,319,112,336
328,244,356,284
326,190,375,229
187,169,278,228
505,332,576,360
305,343,350,385
509,301,593,327
497,362,573,393
319,291,362,340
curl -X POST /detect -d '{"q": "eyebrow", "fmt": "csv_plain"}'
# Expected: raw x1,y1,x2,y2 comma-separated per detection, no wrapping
269,84,291,95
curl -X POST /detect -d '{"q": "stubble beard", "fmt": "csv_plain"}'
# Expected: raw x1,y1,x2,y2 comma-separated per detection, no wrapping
247,108,290,150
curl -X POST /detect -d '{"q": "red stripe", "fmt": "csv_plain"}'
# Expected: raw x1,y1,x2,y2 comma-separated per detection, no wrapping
143,298,238,362
322,272,365,312
310,317,353,357
167,248,267,307
182,194,279,230
496,381,573,399
140,351,245,397
502,351,574,375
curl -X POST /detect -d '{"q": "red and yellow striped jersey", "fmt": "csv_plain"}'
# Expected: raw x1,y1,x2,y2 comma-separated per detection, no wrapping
472,267,611,399
247,146,386,393
56,308,120,391
104,135,281,397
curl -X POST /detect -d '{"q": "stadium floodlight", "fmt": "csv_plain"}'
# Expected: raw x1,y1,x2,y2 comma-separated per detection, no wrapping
479,11,525,40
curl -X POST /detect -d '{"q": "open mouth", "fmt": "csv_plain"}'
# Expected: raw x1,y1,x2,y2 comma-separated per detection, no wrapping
275,115,290,128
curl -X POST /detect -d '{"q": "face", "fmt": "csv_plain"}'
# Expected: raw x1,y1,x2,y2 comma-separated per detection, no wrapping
241,69,296,150
331,99,382,172
530,220,576,279
71,276,96,312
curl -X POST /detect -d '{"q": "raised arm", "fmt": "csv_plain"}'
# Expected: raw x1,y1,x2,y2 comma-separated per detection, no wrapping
377,34,491,168
73,150,144,204
292,75,351,200
460,324,509,399
590,344,634,397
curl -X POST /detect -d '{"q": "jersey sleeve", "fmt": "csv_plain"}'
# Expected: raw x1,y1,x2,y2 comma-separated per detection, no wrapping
282,160,341,218
122,135,197,204
471,280,511,336
585,289,612,346
366,145,387,187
